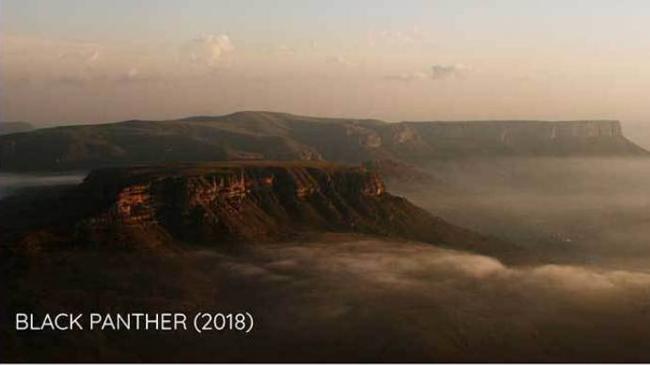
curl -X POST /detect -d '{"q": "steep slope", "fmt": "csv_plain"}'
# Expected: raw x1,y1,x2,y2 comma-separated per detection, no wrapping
1,111,646,171
0,161,506,256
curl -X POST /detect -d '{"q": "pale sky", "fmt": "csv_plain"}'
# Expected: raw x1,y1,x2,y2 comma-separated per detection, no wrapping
1,0,650,124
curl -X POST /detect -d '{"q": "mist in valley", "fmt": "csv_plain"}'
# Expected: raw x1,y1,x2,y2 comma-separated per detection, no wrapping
0,173,85,199
5,236,650,361
4,157,650,361
396,157,650,270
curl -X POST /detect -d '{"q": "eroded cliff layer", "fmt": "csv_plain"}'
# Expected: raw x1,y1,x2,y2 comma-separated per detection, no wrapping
386,120,646,160
0,161,503,254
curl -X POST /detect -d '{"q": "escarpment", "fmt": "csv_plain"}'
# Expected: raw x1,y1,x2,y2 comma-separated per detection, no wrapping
76,162,388,246
0,161,505,255
0,112,646,172
385,120,646,160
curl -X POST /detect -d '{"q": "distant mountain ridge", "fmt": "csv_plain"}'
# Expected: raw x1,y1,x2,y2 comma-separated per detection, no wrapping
0,111,646,171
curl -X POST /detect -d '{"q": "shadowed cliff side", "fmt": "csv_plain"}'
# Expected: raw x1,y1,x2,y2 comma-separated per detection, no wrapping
0,161,511,257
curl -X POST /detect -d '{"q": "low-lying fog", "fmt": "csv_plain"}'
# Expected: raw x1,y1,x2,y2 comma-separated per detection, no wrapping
0,173,85,199
397,157,650,270
4,157,650,361
5,236,650,361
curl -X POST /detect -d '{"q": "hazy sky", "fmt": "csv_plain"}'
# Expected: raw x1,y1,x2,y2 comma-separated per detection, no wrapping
1,0,650,124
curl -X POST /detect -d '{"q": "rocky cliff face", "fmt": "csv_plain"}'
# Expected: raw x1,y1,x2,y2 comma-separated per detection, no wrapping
76,162,386,247
285,119,646,165
382,120,642,160
398,120,623,140
1,162,504,254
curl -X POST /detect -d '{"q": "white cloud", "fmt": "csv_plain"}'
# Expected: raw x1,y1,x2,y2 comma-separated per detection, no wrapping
326,55,357,67
383,71,430,82
384,63,471,82
276,45,297,55
55,44,101,65
430,63,470,80
88,50,100,63
113,67,158,84
368,26,428,47
126,67,139,79
182,34,234,68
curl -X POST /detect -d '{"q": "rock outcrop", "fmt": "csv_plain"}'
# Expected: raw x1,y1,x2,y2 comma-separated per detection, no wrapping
0,161,506,254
